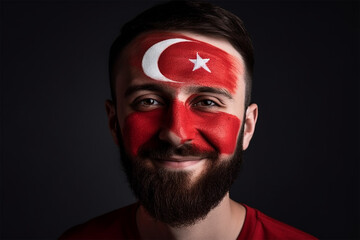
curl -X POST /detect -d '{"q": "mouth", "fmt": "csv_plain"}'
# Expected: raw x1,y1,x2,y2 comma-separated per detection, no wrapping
154,155,205,169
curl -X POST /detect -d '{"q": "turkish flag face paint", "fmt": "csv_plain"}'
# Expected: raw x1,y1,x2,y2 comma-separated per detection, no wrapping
122,32,243,158
129,32,241,93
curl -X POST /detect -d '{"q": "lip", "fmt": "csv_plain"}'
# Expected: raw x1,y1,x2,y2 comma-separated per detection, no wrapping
154,155,204,169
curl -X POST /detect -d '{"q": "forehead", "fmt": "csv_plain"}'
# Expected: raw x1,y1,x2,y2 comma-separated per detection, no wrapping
115,31,245,95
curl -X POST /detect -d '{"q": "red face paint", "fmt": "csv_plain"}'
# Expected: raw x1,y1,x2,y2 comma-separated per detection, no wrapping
122,32,243,157
123,99,241,157
129,32,241,93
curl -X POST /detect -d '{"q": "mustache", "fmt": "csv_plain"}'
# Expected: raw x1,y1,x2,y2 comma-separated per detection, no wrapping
138,141,219,161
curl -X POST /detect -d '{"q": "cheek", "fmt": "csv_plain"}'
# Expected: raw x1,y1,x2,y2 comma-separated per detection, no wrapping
190,112,241,154
122,109,163,157
171,101,241,154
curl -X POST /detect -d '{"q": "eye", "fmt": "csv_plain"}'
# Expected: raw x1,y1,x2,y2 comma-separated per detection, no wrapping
131,96,164,111
191,96,224,112
193,99,219,107
140,98,160,106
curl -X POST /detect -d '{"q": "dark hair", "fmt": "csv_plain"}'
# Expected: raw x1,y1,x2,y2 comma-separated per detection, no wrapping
109,0,254,107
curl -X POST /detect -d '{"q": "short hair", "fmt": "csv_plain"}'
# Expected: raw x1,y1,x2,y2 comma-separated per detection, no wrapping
109,0,254,107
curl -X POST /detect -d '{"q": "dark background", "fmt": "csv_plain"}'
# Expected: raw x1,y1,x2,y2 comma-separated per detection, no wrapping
1,0,359,239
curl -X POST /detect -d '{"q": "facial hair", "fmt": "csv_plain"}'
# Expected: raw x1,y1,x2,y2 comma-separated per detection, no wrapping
117,127,244,228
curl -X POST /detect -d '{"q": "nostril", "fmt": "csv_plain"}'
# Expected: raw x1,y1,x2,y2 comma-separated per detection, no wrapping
159,129,182,146
181,139,192,145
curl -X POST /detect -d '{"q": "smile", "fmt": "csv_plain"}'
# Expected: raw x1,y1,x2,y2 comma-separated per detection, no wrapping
154,155,205,169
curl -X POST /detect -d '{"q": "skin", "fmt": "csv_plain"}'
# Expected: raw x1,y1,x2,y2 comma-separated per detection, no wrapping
106,31,258,239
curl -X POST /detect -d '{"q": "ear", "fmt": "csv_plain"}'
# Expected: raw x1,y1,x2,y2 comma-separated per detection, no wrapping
242,103,258,150
105,100,119,146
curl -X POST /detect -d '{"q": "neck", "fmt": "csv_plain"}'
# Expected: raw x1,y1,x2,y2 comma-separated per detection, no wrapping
136,193,246,240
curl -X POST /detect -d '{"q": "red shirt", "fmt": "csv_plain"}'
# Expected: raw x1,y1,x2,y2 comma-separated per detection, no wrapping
60,203,317,240
238,204,317,240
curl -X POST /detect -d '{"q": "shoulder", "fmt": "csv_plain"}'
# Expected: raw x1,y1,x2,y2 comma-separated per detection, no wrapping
59,202,140,240
238,204,318,240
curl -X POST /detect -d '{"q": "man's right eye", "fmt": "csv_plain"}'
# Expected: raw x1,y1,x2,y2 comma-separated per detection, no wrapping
140,98,159,105
132,97,164,111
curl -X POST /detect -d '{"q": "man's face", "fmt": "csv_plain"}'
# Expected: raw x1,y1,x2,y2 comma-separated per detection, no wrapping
107,31,256,226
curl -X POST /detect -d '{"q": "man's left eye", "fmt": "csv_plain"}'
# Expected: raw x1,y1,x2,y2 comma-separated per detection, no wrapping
193,99,219,107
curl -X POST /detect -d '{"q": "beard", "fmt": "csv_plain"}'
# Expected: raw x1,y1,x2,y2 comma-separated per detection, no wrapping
117,127,244,228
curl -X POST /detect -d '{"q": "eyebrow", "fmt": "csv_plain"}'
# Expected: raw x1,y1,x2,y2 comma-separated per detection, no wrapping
124,84,233,99
124,84,168,97
186,86,233,99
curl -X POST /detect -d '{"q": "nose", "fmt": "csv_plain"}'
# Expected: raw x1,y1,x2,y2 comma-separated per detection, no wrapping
159,100,195,146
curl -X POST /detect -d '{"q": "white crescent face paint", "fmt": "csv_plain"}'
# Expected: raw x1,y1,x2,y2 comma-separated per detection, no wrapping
141,38,192,82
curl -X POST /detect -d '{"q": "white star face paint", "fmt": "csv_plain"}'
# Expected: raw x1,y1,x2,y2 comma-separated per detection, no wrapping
189,52,211,72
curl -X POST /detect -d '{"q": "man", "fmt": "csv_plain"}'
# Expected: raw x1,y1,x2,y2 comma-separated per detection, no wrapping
61,1,317,239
